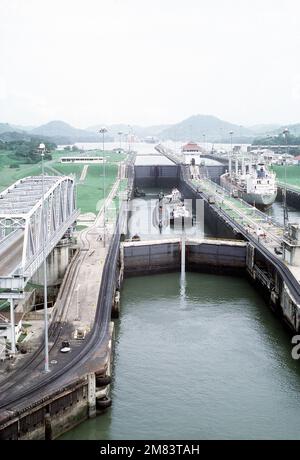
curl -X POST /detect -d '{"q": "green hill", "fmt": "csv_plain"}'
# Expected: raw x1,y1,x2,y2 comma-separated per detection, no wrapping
30,120,103,143
158,114,253,141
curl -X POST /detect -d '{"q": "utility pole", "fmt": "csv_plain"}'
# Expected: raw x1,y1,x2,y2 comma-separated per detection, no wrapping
203,133,206,152
229,131,234,175
118,131,123,150
99,128,108,247
283,128,289,228
10,299,16,354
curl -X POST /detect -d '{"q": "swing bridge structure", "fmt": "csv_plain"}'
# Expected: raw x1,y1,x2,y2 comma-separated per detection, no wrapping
0,175,79,296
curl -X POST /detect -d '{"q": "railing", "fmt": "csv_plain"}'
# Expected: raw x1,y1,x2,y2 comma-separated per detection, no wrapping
277,181,300,194
182,165,283,246
198,175,282,227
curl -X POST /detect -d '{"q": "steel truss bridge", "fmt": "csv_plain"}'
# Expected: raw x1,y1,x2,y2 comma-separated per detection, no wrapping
0,175,79,294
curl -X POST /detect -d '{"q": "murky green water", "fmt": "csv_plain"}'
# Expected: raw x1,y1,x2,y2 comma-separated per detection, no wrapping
62,272,300,440
268,200,300,226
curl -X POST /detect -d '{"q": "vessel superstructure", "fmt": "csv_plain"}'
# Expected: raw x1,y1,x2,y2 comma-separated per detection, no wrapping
220,156,277,209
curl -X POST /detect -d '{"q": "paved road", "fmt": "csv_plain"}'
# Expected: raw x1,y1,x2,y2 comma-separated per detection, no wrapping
0,231,23,276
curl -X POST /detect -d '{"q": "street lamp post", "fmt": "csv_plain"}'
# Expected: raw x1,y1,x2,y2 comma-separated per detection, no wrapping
118,131,123,150
99,128,108,247
38,143,49,373
283,128,289,228
203,134,206,152
127,125,132,154
99,126,107,152
229,131,234,176
229,131,234,153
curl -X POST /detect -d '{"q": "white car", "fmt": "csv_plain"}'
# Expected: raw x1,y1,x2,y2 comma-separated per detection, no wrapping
60,341,71,353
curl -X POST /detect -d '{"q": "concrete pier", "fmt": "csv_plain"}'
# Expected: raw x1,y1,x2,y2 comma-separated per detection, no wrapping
31,242,73,287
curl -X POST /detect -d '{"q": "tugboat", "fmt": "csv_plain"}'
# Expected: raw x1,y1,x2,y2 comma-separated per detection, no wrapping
170,203,191,227
153,188,193,230
164,188,182,204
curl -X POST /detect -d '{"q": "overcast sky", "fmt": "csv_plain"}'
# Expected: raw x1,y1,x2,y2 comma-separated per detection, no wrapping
1,0,300,128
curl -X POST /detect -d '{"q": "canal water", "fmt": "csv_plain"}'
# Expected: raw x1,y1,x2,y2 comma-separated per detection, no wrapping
268,200,300,226
62,272,300,440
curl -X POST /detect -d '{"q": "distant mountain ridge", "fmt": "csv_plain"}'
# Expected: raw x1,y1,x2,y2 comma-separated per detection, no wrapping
0,123,23,134
30,120,102,143
1,115,300,144
87,123,171,139
157,114,254,141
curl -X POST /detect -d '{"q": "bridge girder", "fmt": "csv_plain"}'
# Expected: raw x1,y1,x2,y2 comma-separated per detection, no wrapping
0,175,79,283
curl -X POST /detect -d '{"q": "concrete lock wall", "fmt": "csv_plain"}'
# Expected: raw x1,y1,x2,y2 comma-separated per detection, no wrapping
188,243,246,273
202,165,226,184
134,165,180,188
134,164,226,189
124,242,181,276
277,186,300,211
178,178,238,239
123,241,247,277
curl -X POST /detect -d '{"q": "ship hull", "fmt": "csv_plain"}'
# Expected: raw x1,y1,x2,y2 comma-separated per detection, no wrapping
220,174,277,210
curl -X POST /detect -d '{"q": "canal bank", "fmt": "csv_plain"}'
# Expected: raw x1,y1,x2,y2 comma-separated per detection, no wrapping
61,272,300,440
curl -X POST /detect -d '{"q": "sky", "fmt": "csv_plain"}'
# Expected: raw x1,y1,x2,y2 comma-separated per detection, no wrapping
1,0,300,128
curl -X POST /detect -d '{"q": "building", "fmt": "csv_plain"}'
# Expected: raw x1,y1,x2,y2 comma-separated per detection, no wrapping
181,142,204,154
294,155,300,165
60,156,104,164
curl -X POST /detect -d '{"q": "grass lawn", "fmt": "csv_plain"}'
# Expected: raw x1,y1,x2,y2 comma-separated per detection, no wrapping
0,148,126,311
272,165,300,188
0,149,125,214
77,164,119,214
0,162,43,192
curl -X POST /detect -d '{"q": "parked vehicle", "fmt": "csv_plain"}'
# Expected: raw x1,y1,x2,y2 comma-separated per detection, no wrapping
60,341,71,353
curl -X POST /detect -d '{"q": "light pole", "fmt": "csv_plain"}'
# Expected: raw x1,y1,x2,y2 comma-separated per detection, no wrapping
283,128,289,228
99,126,107,152
99,128,108,247
203,134,206,152
229,131,234,176
118,131,123,150
38,143,49,373
127,125,132,154
229,131,234,153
